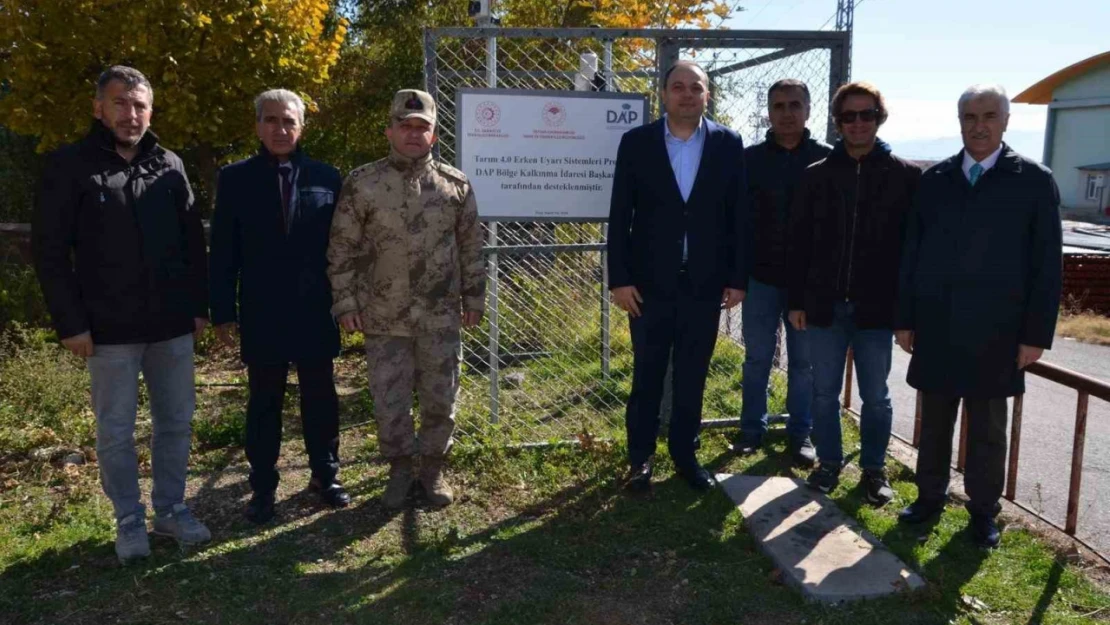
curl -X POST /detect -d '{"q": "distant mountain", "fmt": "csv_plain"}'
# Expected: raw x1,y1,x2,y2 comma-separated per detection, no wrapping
888,130,1045,163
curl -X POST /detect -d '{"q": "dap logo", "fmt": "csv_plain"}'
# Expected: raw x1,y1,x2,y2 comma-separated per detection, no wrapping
607,102,639,125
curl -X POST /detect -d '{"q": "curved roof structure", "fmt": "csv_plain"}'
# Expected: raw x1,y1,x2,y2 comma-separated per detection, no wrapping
1013,51,1110,104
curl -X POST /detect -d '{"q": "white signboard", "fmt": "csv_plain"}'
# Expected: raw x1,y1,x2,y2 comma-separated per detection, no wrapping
456,88,649,221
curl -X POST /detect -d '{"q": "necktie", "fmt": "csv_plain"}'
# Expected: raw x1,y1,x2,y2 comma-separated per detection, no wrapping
279,166,293,233
969,162,983,186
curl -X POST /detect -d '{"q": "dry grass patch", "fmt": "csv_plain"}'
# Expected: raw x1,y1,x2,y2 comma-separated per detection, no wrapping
1058,312,1110,346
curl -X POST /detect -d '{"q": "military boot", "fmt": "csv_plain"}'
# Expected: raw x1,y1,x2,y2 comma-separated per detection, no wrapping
382,457,414,509
419,455,455,507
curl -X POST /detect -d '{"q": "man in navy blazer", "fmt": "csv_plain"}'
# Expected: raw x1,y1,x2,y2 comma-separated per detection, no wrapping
607,61,749,492
209,89,349,524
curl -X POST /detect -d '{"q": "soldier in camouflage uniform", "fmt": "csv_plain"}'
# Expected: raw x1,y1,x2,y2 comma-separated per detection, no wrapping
327,89,485,509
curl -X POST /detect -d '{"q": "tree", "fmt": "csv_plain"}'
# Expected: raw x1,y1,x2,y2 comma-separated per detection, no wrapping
0,0,348,210
304,0,743,173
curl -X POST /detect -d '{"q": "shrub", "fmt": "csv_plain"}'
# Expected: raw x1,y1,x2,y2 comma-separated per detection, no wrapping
0,324,95,455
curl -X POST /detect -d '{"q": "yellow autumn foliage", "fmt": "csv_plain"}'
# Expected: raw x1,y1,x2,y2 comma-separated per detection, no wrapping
0,0,347,154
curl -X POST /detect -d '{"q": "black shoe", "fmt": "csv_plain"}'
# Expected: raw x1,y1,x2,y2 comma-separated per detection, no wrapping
788,437,817,468
310,478,351,508
731,432,762,456
245,491,276,525
898,498,945,524
970,514,1001,548
861,468,894,506
625,460,653,493
806,463,841,493
677,465,718,492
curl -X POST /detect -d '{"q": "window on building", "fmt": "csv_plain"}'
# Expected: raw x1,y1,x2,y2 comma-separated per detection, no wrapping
1088,174,1103,201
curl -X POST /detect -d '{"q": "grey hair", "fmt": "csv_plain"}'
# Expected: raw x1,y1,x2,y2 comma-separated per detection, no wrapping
254,89,306,125
96,66,153,102
958,84,1010,116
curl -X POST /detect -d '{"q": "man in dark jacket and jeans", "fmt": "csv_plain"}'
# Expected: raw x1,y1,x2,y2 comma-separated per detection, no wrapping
735,79,831,466
33,66,210,563
787,81,921,505
895,85,1062,548
209,89,348,525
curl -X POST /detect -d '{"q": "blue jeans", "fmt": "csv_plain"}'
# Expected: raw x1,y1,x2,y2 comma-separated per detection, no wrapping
86,333,196,521
808,301,893,471
740,278,813,442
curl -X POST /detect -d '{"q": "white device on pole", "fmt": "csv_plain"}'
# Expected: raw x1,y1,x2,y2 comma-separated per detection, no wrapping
574,51,599,91
457,88,649,221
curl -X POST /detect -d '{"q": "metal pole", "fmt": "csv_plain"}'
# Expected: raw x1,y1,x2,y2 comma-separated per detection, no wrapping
842,348,854,410
1066,391,1090,535
957,400,969,472
912,390,923,448
1006,394,1024,501
599,42,617,381
486,31,501,424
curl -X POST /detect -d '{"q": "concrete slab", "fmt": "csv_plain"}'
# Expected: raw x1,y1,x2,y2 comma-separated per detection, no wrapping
717,474,925,603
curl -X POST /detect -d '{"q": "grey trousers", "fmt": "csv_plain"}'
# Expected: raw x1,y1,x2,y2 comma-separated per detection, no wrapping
86,333,195,521
915,392,1009,517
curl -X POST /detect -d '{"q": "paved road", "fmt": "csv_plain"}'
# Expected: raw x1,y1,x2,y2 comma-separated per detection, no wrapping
847,339,1110,553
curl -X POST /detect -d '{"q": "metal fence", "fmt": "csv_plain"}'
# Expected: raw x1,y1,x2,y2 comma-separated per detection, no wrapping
424,27,850,443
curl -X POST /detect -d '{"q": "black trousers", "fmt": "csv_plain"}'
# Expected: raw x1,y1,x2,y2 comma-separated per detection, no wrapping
915,392,1008,517
245,359,340,494
625,275,721,472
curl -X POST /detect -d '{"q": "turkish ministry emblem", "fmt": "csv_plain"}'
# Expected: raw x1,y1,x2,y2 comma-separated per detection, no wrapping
542,102,566,127
475,101,501,128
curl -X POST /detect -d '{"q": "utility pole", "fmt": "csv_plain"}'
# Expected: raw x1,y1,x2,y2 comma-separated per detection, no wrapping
835,0,855,78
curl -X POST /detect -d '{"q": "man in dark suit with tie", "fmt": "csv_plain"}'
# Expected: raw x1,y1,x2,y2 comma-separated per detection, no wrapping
209,89,348,524
607,61,749,492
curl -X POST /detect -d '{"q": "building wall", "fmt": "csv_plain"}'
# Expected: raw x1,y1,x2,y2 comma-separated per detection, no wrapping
1051,106,1110,208
1049,66,1110,209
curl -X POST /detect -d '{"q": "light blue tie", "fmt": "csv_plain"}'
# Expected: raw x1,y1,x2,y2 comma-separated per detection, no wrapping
969,162,984,186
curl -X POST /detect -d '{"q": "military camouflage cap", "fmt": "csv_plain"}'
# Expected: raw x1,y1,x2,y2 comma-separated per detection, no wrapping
390,89,436,124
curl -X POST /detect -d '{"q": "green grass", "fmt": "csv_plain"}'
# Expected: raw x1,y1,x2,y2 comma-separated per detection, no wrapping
3,303,1108,624
2,417,1109,625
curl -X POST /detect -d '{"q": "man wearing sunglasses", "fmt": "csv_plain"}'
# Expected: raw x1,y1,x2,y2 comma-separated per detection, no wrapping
895,85,1061,548
787,81,921,505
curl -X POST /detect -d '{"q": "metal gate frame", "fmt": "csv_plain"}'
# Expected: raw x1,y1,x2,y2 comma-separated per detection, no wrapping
423,26,850,436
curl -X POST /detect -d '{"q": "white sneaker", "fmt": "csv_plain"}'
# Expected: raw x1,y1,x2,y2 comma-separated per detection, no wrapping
152,504,211,545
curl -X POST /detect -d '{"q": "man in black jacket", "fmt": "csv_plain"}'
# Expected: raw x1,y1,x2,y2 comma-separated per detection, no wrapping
895,85,1062,548
209,89,348,525
787,81,921,505
607,61,748,492
33,66,210,563
735,80,831,466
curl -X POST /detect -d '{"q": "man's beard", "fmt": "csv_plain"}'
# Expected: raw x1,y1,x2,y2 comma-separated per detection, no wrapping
113,127,143,148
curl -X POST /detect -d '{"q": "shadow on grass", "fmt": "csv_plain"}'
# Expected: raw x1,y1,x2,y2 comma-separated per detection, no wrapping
0,438,1089,625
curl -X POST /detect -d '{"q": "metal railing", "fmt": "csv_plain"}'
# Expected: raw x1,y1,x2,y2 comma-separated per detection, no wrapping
843,348,1110,557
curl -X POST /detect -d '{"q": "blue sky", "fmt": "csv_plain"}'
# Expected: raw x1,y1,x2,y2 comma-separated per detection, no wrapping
724,0,1110,159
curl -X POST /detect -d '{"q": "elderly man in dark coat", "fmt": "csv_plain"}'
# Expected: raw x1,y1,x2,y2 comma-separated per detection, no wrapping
209,89,348,524
894,84,1063,548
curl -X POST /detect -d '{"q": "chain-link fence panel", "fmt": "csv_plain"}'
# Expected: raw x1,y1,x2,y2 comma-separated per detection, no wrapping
426,28,848,445
683,45,835,146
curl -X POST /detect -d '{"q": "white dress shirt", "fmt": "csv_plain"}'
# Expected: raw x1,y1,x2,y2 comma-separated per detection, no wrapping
962,145,1003,183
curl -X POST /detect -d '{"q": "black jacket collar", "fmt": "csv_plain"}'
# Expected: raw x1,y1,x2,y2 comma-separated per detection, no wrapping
84,120,162,160
935,142,1022,176
764,128,814,153
257,143,305,169
828,136,892,164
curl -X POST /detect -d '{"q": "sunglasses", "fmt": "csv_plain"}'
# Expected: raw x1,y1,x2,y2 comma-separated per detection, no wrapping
837,108,879,123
